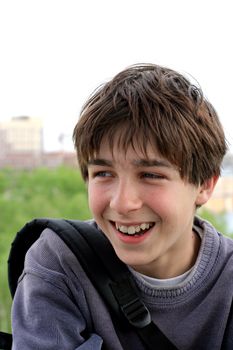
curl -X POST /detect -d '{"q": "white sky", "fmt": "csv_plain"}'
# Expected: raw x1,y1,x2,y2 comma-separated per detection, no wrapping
0,0,232,151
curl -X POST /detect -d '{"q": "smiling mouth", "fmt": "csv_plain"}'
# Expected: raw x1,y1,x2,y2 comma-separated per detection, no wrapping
113,222,155,236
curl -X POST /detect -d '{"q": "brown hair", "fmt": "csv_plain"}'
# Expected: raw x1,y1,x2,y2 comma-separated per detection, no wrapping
73,63,227,185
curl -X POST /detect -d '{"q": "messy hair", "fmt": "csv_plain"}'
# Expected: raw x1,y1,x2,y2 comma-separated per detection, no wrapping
73,63,227,185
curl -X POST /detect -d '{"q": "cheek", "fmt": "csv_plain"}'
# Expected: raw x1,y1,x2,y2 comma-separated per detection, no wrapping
146,190,172,212
146,188,182,222
88,183,107,215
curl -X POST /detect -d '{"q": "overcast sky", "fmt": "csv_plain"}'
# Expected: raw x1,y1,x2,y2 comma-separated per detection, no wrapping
0,0,232,151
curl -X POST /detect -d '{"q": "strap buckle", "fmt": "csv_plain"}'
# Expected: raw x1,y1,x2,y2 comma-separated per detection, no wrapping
110,277,151,328
121,295,151,328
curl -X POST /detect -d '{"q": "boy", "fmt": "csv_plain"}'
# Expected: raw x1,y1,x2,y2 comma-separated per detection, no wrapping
12,63,232,349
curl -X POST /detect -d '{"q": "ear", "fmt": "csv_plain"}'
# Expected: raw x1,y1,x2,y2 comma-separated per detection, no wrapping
195,176,219,206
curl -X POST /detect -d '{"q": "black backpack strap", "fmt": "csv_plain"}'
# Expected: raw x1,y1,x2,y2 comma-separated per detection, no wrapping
0,331,12,350
7,218,178,350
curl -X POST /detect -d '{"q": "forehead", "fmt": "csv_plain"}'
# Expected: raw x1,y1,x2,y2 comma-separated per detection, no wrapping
91,137,173,168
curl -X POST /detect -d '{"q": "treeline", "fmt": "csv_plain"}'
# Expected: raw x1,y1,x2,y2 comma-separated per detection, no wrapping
0,167,230,332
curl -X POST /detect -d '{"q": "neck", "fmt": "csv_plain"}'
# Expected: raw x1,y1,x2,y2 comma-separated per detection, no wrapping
132,230,201,279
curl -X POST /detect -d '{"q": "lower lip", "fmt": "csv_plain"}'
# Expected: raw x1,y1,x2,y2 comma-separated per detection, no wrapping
116,227,153,244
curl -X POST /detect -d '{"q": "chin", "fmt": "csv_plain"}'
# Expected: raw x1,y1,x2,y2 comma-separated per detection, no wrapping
114,249,152,268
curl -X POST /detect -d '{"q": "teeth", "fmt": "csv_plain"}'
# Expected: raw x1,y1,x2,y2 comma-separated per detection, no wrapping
128,226,136,234
120,226,128,233
116,222,153,235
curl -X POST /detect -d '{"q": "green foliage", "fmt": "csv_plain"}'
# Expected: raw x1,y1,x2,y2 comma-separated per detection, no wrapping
0,166,91,332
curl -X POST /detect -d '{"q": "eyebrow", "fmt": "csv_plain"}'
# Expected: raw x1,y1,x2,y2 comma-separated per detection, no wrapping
87,158,172,168
133,159,172,168
88,159,113,167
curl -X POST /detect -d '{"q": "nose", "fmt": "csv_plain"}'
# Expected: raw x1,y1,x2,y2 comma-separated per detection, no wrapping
109,179,142,214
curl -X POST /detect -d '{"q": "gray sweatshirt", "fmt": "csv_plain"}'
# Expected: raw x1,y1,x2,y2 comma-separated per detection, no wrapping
12,217,233,349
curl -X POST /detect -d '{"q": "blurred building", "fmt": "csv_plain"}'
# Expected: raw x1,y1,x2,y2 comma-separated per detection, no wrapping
204,153,233,215
0,116,43,153
0,116,77,169
204,176,233,213
0,116,44,168
203,175,233,232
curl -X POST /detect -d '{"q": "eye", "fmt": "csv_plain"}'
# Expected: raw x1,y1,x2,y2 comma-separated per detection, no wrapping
93,171,112,178
141,172,165,179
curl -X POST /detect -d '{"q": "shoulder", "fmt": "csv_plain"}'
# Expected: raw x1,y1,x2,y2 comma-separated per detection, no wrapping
24,220,99,284
26,227,75,268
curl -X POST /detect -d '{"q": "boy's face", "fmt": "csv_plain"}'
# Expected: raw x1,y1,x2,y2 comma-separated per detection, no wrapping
87,138,216,279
